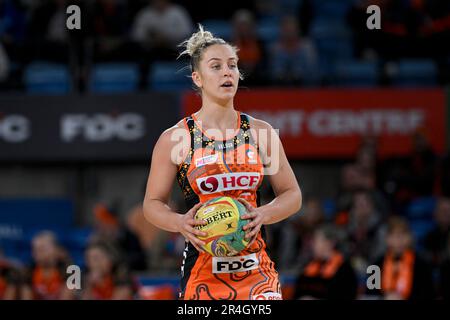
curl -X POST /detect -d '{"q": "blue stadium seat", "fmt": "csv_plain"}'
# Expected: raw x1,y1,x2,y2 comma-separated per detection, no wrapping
89,63,139,93
0,198,74,229
409,219,435,248
65,228,93,251
257,19,280,43
333,60,378,87
310,18,350,39
70,249,86,270
406,197,436,220
391,59,438,87
148,61,192,91
312,0,353,20
0,238,20,259
322,199,336,219
201,19,232,40
0,198,74,264
24,62,71,94
310,18,353,79
316,38,353,62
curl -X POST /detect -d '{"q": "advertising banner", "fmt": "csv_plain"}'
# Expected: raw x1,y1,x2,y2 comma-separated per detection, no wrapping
0,93,178,162
183,89,446,158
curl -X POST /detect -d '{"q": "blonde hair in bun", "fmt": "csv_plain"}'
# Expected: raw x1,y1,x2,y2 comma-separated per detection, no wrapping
178,24,238,73
178,24,222,58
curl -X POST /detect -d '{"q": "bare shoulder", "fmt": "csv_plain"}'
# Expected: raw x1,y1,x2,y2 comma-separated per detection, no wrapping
154,118,190,165
158,119,189,145
246,114,277,143
246,115,273,131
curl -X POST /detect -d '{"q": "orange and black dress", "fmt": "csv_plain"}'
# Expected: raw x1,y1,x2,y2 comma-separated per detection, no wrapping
176,111,281,300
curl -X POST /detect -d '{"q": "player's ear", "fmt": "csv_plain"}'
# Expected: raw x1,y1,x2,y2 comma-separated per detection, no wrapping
192,71,202,89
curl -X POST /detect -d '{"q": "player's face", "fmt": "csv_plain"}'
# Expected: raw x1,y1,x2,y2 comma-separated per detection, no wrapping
193,44,239,104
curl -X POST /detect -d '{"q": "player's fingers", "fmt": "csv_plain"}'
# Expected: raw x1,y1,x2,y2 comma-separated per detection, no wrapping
245,225,261,240
192,218,207,226
188,237,205,252
188,238,202,251
243,219,257,231
189,226,207,238
247,233,258,246
241,210,257,220
237,198,255,212
188,234,205,247
247,211,264,225
185,218,196,226
193,244,205,253
187,202,203,216
185,216,206,228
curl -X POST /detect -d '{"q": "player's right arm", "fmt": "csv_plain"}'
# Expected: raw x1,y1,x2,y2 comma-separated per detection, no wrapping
143,123,207,251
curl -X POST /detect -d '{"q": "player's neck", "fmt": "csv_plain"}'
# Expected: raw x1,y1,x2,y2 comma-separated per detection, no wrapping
196,99,237,130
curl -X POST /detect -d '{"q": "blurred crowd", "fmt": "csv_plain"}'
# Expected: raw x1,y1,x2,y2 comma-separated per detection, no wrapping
0,0,449,91
0,202,147,299
276,131,450,300
1,131,450,300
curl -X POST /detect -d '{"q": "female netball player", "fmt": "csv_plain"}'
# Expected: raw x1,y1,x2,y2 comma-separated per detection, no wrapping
143,25,302,300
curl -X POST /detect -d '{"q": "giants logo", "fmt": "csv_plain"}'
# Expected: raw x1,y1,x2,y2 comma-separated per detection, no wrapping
197,173,260,194
212,254,259,273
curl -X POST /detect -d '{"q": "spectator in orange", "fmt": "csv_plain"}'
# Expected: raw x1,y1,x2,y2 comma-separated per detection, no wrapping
293,225,357,299
370,217,435,300
230,9,266,85
82,241,135,300
21,231,74,300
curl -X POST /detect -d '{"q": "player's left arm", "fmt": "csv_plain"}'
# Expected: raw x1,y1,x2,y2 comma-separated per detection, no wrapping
263,134,302,224
241,120,302,240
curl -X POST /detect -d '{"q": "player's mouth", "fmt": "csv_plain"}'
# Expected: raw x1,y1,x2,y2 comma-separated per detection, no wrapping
220,81,234,88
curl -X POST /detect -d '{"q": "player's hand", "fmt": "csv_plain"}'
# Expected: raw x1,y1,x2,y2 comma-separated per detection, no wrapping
238,198,267,245
176,202,208,252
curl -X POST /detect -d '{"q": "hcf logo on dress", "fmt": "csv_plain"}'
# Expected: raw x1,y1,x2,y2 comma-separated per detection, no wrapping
196,172,261,194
